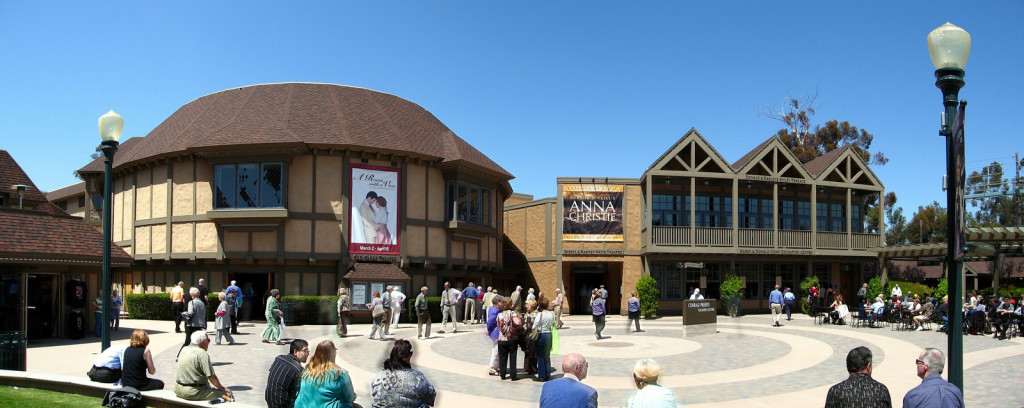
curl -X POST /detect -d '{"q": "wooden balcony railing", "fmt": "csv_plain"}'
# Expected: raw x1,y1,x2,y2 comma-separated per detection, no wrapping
651,226,691,245
778,230,812,248
695,227,732,247
738,228,773,247
852,233,878,250
816,232,848,250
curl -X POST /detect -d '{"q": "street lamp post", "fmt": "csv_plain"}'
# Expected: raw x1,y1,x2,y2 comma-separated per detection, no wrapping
928,22,970,390
98,110,123,351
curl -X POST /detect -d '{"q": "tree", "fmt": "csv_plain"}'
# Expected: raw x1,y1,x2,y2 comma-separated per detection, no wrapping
884,192,910,246
967,160,1024,227
636,275,659,318
719,274,744,317
761,94,889,166
906,201,947,244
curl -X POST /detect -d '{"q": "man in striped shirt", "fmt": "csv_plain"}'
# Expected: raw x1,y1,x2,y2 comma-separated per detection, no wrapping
265,339,309,408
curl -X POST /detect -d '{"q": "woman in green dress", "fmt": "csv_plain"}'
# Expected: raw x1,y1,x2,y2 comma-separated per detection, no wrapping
295,340,357,408
262,288,285,345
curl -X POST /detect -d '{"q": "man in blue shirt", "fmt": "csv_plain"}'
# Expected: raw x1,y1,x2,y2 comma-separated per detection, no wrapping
783,288,796,321
461,283,479,325
769,285,784,327
87,344,127,383
225,280,242,334
903,348,964,408
539,353,597,408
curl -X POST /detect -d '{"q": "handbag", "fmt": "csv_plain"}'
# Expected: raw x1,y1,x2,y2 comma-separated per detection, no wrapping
372,302,385,318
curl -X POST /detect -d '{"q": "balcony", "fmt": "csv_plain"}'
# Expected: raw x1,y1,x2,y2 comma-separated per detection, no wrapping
649,226,880,252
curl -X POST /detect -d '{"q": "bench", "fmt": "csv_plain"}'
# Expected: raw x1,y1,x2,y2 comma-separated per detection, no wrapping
0,369,260,408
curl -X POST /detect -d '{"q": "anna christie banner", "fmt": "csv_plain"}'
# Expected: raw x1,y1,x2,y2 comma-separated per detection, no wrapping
562,184,623,241
349,165,400,255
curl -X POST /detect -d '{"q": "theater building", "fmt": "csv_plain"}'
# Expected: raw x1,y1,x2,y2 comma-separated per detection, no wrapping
503,129,885,315
75,83,514,317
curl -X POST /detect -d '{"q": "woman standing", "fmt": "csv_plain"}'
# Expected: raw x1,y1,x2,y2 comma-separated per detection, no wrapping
263,289,285,345
367,291,387,341
625,359,676,408
215,293,234,345
532,298,555,382
177,287,207,358
337,288,351,337
496,297,521,381
522,300,538,376
485,294,504,376
627,290,643,333
120,329,164,391
592,289,606,340
370,339,436,407
295,340,357,408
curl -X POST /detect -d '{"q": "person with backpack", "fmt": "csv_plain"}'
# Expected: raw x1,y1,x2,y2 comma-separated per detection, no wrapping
496,297,523,381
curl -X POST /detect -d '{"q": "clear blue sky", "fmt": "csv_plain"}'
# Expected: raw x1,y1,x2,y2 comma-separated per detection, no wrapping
2,2,1021,217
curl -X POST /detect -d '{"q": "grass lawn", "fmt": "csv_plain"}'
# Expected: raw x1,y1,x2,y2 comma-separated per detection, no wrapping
0,386,103,407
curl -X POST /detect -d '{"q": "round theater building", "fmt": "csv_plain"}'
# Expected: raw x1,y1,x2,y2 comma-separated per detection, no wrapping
76,83,514,318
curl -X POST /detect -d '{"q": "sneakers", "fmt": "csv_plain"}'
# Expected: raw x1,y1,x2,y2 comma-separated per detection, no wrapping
916,326,925,331
437,329,445,333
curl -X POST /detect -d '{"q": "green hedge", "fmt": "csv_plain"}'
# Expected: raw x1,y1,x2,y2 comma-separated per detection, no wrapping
406,296,443,323
885,280,934,300
124,293,222,322
636,275,659,317
280,296,338,325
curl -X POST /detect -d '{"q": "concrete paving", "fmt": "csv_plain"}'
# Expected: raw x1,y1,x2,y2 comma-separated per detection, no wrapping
25,313,1024,407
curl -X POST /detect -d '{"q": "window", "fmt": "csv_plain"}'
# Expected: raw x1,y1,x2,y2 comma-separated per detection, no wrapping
779,200,795,230
649,263,663,299
779,264,795,292
816,202,829,231
851,204,863,233
760,199,773,229
797,201,811,230
830,203,845,232
762,263,777,299
55,200,68,211
213,162,284,209
446,181,492,226
665,268,683,299
696,195,731,227
739,198,759,228
653,194,685,226
78,195,86,207
742,263,759,299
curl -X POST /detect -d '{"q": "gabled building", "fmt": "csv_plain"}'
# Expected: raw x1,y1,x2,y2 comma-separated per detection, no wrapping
504,129,885,314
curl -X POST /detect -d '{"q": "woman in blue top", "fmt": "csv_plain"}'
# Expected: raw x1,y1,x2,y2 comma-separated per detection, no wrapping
591,289,606,340
627,290,643,333
295,340,356,408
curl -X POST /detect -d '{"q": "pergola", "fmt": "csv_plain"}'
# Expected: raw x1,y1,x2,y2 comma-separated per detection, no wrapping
872,226,1024,289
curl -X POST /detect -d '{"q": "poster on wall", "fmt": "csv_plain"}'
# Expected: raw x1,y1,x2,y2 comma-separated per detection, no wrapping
352,283,367,308
349,165,400,255
562,184,624,241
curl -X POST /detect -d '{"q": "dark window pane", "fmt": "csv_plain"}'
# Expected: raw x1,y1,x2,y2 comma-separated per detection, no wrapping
214,165,236,209
447,181,456,220
236,163,258,208
260,163,283,208
469,185,479,223
457,183,468,222
482,188,491,226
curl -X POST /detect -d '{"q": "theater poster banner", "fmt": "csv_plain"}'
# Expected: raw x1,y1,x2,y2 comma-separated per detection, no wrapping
349,165,400,255
562,184,623,241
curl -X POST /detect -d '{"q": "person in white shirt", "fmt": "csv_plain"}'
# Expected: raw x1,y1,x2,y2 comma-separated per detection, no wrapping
891,284,902,300
87,344,127,383
689,289,704,300
437,282,460,334
390,287,406,329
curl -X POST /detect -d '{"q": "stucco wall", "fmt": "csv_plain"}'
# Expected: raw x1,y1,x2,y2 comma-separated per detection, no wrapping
315,156,344,214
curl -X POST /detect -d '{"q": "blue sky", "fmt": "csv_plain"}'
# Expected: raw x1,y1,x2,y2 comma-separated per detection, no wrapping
2,2,1021,217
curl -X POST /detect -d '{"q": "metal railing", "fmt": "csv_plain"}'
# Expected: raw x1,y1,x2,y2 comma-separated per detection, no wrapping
851,233,878,250
695,227,733,247
651,226,691,245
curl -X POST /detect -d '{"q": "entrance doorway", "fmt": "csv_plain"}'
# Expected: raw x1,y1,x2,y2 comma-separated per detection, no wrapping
228,272,274,321
26,274,57,339
570,263,607,315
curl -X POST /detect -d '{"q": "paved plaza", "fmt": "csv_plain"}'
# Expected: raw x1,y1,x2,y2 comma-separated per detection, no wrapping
25,313,1024,407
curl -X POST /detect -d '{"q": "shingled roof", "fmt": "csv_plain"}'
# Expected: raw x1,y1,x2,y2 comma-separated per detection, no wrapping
45,182,85,202
803,144,852,177
0,150,48,204
77,83,513,180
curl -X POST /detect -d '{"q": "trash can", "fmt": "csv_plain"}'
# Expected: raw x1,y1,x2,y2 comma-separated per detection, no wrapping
279,303,294,326
0,331,27,371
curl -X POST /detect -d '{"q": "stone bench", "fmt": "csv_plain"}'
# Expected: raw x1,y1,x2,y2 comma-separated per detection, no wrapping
0,369,260,407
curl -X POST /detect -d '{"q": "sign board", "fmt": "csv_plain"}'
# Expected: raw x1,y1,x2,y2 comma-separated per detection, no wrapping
349,165,401,256
562,184,624,241
950,103,967,262
682,299,718,325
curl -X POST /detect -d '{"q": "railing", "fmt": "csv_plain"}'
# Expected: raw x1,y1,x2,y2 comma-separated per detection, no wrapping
738,228,773,247
652,226,691,245
816,231,848,250
852,233,878,250
695,227,733,247
778,230,812,248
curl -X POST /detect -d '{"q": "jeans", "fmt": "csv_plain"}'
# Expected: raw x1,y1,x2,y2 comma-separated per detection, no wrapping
498,340,518,380
94,311,102,336
784,301,794,320
369,315,384,339
593,314,605,338
536,332,552,380
111,308,120,329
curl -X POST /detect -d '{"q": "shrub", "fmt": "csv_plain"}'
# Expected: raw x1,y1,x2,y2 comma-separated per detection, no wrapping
636,275,659,317
719,274,743,317
885,281,935,300
799,275,819,314
934,278,948,300
867,276,884,301
124,292,222,322
406,296,443,323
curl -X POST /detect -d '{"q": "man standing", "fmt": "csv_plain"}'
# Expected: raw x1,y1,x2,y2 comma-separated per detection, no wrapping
903,348,964,408
783,288,796,321
437,282,460,334
824,346,891,408
539,353,598,408
390,286,406,329
382,286,393,335
552,288,564,329
461,283,479,325
225,280,242,334
769,284,784,327
415,286,431,339
171,282,185,333
510,286,523,313
358,191,379,243
265,339,309,408
598,284,608,300
175,331,233,402
197,278,210,305
857,283,869,306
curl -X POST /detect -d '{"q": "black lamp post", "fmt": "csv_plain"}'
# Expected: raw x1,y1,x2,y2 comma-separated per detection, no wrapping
928,22,970,390
98,110,123,351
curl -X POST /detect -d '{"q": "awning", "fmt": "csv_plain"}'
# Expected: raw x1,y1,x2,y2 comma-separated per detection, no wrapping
343,263,411,281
